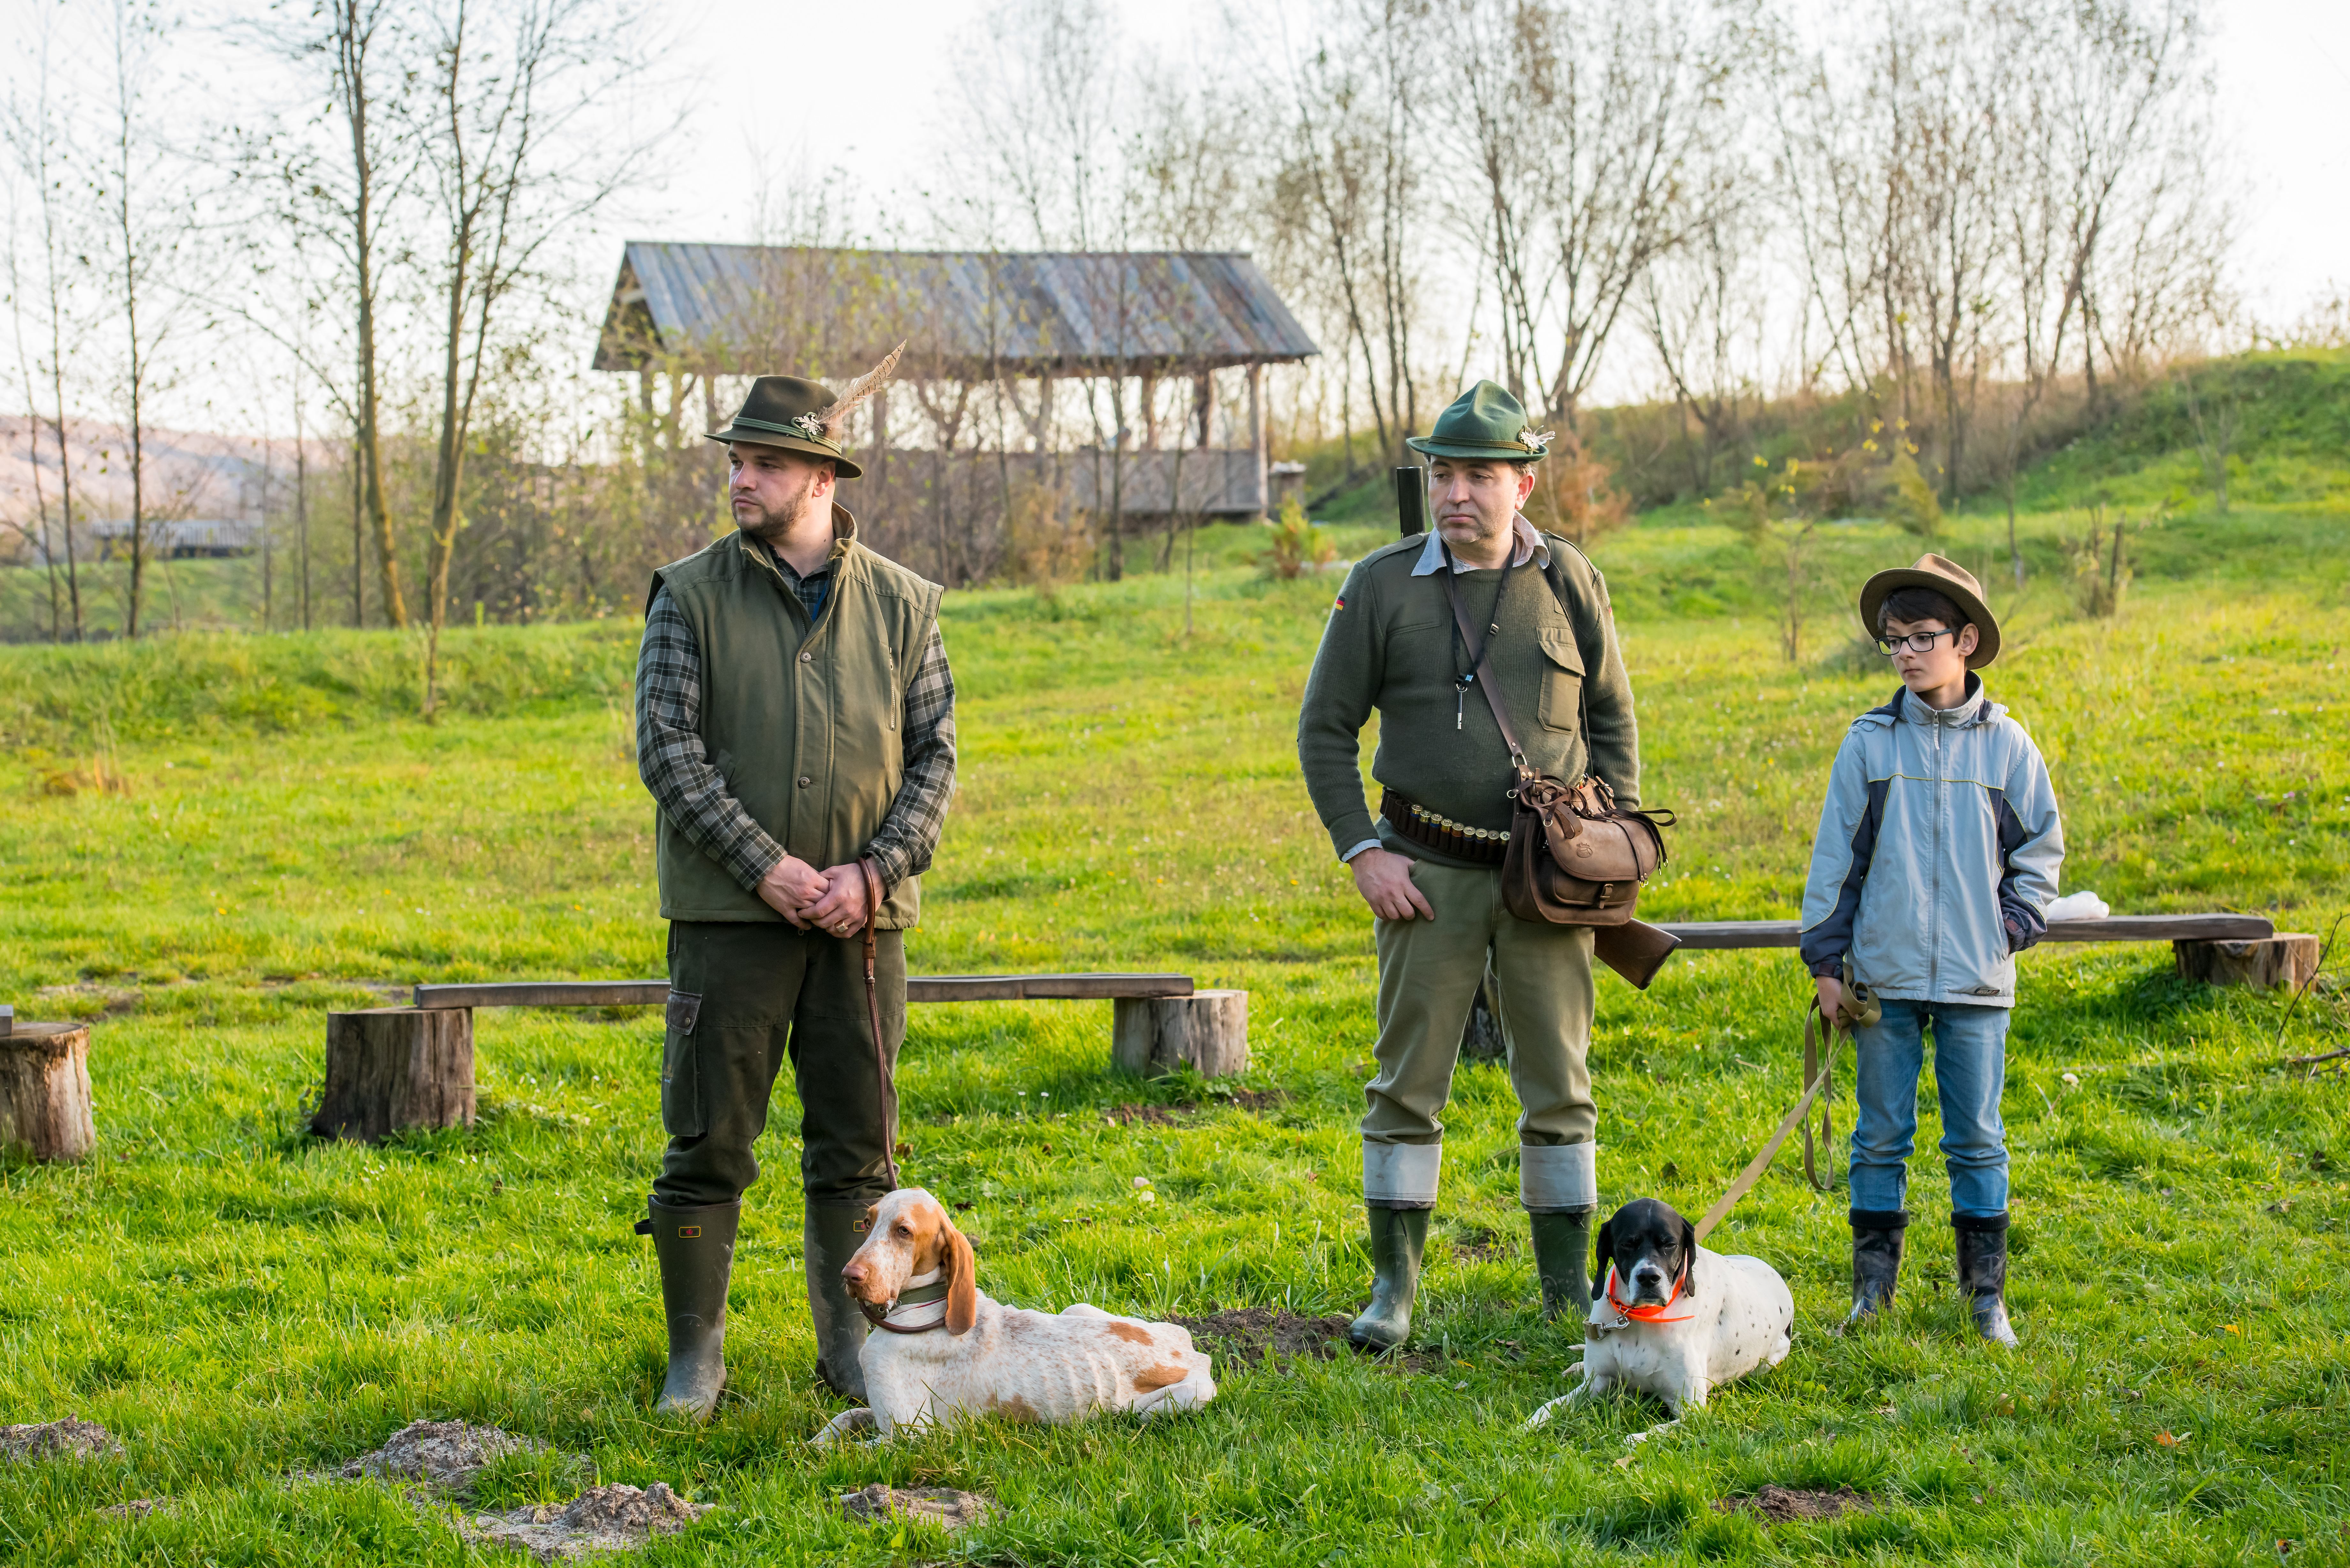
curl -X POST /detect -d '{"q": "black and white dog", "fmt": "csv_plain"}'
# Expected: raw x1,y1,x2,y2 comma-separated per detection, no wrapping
1525,1198,1793,1441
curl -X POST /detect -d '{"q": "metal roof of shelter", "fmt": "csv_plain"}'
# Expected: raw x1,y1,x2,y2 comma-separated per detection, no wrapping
593,242,1319,378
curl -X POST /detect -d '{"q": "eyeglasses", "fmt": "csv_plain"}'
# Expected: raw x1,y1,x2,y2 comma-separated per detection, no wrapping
1876,629,1956,656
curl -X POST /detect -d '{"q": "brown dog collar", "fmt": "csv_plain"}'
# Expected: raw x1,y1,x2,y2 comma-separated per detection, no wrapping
861,1280,951,1335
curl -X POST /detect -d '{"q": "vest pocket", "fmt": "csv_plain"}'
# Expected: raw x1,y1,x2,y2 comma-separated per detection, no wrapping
1537,630,1585,731
661,990,704,1137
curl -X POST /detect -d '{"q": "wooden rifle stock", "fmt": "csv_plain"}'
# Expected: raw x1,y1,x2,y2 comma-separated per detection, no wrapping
1591,919,1680,990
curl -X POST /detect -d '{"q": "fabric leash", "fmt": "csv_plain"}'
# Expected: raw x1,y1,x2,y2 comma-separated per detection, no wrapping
1692,997,1845,1244
857,856,898,1193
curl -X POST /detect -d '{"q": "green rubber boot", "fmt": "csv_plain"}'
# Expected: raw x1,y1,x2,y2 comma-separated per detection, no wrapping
1347,1206,1429,1352
636,1197,739,1421
1528,1209,1596,1322
805,1202,874,1401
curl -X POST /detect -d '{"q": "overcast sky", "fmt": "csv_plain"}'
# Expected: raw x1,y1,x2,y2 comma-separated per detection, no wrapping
644,0,2350,337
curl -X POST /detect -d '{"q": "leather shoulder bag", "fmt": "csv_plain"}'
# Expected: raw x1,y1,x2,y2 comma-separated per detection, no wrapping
1439,552,1674,928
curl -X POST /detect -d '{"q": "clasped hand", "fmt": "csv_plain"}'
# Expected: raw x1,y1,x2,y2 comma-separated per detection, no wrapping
758,855,871,935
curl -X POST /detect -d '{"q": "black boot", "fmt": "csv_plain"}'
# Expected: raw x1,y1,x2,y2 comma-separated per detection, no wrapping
805,1202,873,1401
1527,1209,1595,1322
1845,1209,1908,1331
636,1197,739,1421
1347,1205,1429,1351
1953,1212,2018,1347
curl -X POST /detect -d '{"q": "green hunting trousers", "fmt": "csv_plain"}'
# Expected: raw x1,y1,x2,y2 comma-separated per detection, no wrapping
1362,859,1597,1209
652,920,906,1212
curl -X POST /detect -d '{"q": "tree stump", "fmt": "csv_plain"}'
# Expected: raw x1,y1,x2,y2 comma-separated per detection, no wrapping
2174,935,2321,991
1112,990,1248,1078
0,1022,97,1162
314,1007,475,1142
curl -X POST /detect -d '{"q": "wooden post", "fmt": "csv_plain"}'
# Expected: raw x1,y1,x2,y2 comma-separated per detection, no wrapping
1193,373,1216,449
1246,363,1268,517
0,1021,97,1162
314,1007,475,1143
1112,991,1248,1079
2174,935,2321,991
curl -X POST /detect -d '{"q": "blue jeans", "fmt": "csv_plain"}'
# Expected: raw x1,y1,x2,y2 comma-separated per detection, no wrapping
1848,999,2010,1219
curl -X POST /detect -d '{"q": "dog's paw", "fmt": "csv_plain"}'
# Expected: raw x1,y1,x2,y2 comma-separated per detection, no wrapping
809,1407,880,1448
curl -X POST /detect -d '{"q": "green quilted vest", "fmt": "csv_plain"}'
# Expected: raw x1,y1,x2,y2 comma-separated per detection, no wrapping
648,513,943,929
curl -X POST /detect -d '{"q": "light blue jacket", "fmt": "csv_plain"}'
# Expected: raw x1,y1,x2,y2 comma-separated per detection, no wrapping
1799,675,2064,1008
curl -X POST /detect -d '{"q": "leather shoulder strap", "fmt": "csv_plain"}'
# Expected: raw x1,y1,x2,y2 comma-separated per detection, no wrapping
1439,565,1530,771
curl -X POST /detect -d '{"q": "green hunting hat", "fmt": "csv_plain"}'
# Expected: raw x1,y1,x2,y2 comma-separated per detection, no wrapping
1859,553,2002,668
706,375,864,479
1405,380,1554,464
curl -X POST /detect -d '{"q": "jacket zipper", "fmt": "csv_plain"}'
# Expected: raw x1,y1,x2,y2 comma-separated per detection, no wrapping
1929,705,1943,999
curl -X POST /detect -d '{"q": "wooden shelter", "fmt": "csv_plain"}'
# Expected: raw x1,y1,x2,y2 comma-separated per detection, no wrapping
592,243,1318,518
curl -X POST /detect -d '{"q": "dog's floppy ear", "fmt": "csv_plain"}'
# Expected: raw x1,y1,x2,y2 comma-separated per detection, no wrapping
1677,1213,1698,1294
1594,1217,1615,1293
943,1217,978,1335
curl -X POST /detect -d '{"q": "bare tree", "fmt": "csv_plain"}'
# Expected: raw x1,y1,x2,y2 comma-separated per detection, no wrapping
92,0,190,638
248,0,421,629
4,15,87,640
1442,0,1725,430
1270,0,1426,465
414,0,668,716
1639,159,1762,494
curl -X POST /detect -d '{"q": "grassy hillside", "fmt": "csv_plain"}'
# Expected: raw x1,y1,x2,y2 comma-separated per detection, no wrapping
0,496,2345,1563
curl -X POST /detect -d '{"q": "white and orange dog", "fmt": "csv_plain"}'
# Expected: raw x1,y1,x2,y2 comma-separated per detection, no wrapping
810,1188,1216,1445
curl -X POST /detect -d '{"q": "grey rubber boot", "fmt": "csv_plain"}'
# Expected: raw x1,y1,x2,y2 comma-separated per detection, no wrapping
1953,1212,2018,1346
1347,1205,1430,1351
1527,1209,1595,1322
636,1197,739,1421
1845,1208,1908,1331
805,1202,874,1400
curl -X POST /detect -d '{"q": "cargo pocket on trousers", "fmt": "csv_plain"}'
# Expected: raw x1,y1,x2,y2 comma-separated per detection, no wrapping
660,991,704,1138
1537,630,1585,731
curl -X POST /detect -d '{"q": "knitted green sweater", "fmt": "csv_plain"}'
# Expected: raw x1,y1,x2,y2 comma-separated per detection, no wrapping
1296,532,1641,865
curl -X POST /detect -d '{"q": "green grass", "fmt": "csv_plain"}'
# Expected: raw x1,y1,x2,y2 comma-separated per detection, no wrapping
2,500,2347,1564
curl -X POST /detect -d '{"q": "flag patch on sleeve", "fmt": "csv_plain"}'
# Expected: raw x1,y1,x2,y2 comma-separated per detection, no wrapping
1333,595,1347,610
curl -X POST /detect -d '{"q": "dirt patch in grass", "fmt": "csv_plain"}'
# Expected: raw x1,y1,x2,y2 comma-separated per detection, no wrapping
1106,1089,1288,1127
470,1482,709,1561
96,1499,169,1519
339,1419,547,1491
1175,1308,1354,1362
838,1483,994,1530
0,1418,121,1461
1448,1226,1505,1263
1714,1485,1875,1524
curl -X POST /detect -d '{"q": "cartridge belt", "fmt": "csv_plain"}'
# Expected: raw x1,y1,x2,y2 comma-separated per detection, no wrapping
1380,788,1510,866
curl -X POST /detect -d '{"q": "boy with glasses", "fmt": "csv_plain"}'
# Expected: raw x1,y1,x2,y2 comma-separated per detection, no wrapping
1799,554,2064,1345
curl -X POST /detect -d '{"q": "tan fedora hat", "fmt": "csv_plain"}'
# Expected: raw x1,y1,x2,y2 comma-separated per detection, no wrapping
1859,553,2001,668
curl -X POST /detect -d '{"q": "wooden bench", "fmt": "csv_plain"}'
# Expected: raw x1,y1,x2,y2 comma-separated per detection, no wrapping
1650,913,2314,988
319,914,2306,1142
316,973,1245,1143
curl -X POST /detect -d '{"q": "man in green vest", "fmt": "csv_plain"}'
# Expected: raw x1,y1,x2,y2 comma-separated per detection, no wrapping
632,358,955,1419
1297,381,1642,1349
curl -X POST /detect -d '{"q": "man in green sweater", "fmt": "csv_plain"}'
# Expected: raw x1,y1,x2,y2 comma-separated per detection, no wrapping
1297,381,1642,1349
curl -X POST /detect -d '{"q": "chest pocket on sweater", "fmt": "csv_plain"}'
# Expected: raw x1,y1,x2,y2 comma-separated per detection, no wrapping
1537,630,1585,731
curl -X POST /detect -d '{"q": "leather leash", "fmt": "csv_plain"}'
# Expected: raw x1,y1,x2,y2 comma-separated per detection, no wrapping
856,856,898,1193
1691,997,1847,1244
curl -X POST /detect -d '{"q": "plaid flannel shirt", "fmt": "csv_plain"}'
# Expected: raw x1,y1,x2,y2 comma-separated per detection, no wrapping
636,548,956,894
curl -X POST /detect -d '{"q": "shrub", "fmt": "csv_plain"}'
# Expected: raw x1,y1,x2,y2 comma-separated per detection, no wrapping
1257,498,1336,580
